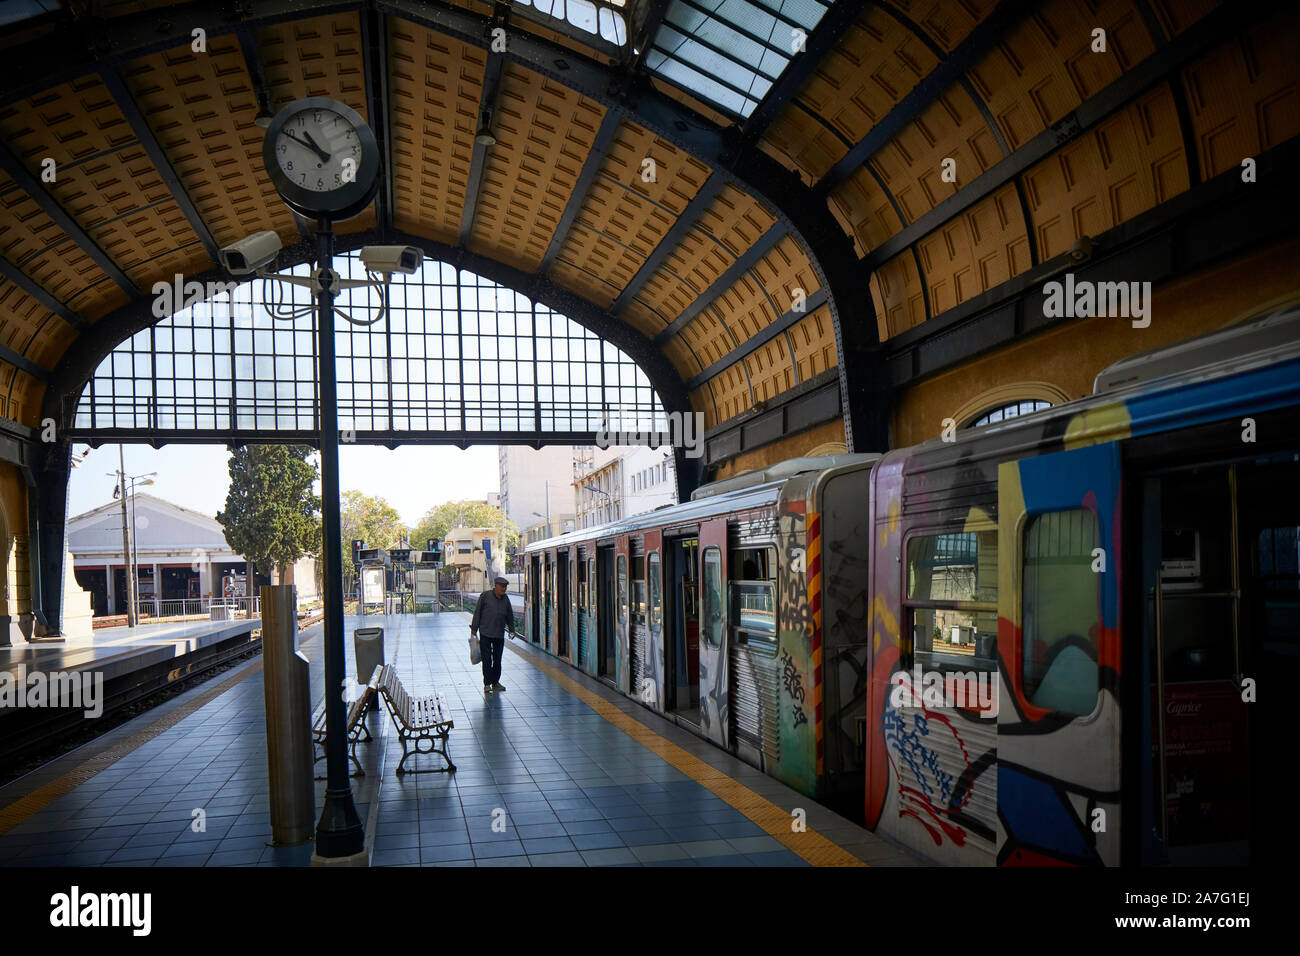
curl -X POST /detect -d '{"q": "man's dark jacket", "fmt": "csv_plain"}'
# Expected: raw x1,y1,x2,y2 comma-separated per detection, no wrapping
471,590,516,640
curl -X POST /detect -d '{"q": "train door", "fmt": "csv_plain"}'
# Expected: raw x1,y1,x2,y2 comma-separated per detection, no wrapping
529,555,541,643
1134,454,1289,865
557,549,570,660
569,550,579,666
576,549,588,670
667,537,700,722
597,546,615,682
630,540,646,702
645,529,664,711
543,552,553,652
586,555,598,676
1237,456,1298,867
997,442,1122,866
615,534,631,694
698,518,730,749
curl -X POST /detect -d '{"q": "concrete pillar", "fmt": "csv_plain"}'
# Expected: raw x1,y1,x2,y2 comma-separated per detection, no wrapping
106,563,116,615
151,562,160,616
61,549,94,638
199,559,213,609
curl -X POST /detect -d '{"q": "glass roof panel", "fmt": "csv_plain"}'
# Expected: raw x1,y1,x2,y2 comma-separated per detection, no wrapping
513,0,628,44
649,0,830,118
645,50,755,117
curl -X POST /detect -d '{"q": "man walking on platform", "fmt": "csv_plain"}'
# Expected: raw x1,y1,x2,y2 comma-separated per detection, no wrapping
471,575,516,693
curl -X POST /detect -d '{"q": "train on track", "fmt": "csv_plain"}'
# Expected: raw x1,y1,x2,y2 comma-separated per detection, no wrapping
523,306,1299,866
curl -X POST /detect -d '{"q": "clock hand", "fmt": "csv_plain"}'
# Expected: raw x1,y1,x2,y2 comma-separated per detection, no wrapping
283,131,331,164
299,129,333,163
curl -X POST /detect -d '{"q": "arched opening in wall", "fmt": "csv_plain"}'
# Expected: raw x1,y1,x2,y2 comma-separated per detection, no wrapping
962,399,1053,430
71,252,670,446
948,382,1073,433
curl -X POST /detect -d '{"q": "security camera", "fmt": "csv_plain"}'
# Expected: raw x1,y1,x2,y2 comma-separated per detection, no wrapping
219,231,282,275
359,245,423,276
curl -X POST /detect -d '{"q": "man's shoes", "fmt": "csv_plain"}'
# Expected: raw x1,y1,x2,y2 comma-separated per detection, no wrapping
484,685,494,693
492,683,506,692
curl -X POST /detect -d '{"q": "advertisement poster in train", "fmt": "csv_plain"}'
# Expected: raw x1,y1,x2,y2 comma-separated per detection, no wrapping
1155,682,1249,845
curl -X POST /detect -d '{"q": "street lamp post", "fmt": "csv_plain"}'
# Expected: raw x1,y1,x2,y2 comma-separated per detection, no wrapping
115,447,134,627
109,454,157,626
127,475,156,617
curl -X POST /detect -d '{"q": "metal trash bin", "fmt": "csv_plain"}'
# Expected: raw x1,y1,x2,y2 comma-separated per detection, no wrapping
354,626,384,710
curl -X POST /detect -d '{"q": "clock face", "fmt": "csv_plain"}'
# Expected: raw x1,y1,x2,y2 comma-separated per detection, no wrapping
274,107,363,193
262,97,380,221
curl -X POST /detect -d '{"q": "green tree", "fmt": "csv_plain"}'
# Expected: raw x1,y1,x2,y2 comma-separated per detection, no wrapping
216,445,321,587
409,500,517,554
340,490,408,572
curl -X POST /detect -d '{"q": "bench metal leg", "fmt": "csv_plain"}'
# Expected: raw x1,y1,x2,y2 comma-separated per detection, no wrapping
313,735,366,780
393,731,456,776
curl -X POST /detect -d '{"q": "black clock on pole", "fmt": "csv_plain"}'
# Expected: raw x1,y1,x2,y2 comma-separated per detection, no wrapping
262,97,380,222
261,96,376,861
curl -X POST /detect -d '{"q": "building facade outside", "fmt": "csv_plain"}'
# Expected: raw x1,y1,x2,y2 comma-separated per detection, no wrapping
498,445,582,532
574,444,678,529
67,493,318,617
442,525,505,593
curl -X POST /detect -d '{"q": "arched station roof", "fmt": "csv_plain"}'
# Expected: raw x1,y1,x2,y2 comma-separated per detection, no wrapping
0,0,1296,457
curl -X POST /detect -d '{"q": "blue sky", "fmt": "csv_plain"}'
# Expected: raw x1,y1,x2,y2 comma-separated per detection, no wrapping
67,442,501,526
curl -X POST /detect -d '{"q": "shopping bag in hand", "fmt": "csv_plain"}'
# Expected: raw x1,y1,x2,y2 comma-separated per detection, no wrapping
468,634,481,664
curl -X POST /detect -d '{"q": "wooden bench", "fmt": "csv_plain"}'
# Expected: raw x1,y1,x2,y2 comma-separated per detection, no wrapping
312,667,379,779
377,664,456,775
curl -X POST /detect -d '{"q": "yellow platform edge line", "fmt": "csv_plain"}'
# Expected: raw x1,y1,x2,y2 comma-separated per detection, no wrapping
504,637,866,867
0,660,264,837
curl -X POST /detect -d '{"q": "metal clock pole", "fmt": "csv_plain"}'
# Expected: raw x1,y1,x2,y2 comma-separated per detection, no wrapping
313,214,364,857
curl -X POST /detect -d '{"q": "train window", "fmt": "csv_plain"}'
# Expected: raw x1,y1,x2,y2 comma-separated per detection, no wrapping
1023,510,1100,716
702,547,724,647
648,552,663,631
905,531,998,674
617,555,629,626
730,545,777,655
729,546,776,580
632,555,646,626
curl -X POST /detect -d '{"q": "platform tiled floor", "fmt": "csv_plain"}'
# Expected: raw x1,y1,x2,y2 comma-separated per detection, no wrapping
0,612,920,867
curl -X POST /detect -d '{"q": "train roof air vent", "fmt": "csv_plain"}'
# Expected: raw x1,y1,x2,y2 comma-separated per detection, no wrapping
1093,304,1300,395
689,453,880,500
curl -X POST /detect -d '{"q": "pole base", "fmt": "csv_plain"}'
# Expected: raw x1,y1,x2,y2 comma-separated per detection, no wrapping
315,786,364,858
310,849,369,867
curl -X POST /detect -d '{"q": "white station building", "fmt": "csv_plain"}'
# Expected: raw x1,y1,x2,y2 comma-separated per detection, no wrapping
66,493,314,617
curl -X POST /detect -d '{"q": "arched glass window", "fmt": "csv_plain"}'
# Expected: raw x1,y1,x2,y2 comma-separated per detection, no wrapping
74,253,665,440
965,400,1052,429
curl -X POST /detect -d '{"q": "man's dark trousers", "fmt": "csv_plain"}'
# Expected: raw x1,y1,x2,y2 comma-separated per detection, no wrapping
481,637,505,687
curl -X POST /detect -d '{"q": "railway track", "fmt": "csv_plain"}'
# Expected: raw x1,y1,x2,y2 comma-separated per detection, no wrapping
0,612,324,787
